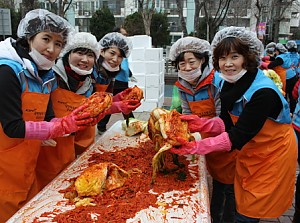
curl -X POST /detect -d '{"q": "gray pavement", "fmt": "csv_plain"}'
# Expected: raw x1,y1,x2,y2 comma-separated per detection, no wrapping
103,84,297,223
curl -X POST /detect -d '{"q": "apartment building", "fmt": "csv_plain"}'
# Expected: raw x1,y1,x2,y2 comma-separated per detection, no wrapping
13,0,300,42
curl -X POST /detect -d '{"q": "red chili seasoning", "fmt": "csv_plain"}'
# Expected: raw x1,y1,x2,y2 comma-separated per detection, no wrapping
33,141,199,223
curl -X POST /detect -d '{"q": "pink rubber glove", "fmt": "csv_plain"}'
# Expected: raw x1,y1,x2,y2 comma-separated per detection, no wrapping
106,100,141,115
25,105,93,140
170,132,232,155
261,56,270,62
180,114,225,136
90,111,107,126
113,88,132,102
260,62,269,70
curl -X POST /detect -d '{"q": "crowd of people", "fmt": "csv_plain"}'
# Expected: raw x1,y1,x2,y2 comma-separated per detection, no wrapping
1,8,300,223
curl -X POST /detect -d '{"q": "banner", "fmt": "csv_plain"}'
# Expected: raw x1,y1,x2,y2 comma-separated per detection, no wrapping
258,22,266,39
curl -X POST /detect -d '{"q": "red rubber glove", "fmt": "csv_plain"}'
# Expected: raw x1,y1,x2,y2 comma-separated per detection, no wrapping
113,88,132,102
25,105,93,140
180,114,225,136
106,100,141,115
170,132,232,155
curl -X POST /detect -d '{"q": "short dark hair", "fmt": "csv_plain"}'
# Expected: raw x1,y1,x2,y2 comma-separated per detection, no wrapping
213,37,259,72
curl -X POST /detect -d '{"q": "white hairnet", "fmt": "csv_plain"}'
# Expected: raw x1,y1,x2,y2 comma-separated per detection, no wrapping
211,26,264,59
169,36,211,61
286,40,297,50
98,32,132,58
62,32,100,58
266,48,275,54
17,9,74,46
275,43,287,53
266,42,276,49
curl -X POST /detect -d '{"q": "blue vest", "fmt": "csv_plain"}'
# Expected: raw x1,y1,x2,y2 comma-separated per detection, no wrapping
277,53,296,79
227,69,291,124
93,69,113,85
0,59,56,94
286,52,299,79
277,53,292,69
115,58,130,82
178,73,222,104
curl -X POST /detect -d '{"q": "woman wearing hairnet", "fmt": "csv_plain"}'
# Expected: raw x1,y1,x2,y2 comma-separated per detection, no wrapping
100,27,136,133
169,36,237,223
35,32,102,189
95,32,141,134
285,40,299,113
0,9,94,221
287,40,300,76
261,42,276,66
261,43,292,95
171,26,297,222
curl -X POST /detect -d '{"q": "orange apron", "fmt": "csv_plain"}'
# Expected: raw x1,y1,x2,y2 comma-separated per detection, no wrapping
36,87,96,189
189,88,238,184
233,115,297,218
0,90,49,222
95,83,108,92
52,87,95,154
273,66,286,92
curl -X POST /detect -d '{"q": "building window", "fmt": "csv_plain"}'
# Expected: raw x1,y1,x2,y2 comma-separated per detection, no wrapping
75,18,90,32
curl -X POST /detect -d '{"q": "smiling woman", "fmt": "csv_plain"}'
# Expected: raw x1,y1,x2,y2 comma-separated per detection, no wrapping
210,26,297,222
95,32,142,135
47,31,101,169
0,9,90,222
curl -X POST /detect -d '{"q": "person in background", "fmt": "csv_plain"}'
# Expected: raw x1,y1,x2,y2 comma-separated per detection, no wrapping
261,42,276,66
285,40,299,113
0,9,93,222
265,42,276,56
261,43,292,94
292,75,300,223
35,32,102,189
169,36,237,223
96,32,140,134
97,27,136,134
171,26,297,223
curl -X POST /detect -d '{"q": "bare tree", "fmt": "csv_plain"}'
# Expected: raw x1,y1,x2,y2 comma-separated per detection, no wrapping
194,0,204,37
21,0,36,17
137,0,155,35
63,0,73,17
269,0,295,42
0,0,14,7
229,0,251,26
47,0,72,17
254,0,263,29
174,0,188,37
202,0,232,41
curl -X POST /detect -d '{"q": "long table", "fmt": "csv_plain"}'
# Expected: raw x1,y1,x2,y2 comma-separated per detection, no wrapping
7,121,211,223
